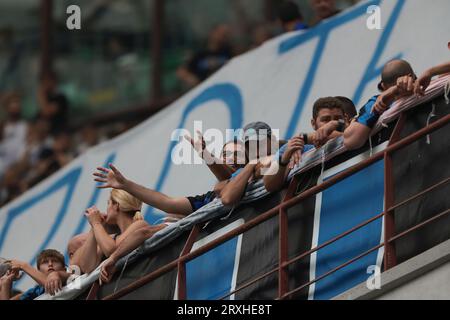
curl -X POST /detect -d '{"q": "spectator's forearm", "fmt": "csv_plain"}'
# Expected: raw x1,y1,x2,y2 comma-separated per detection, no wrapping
429,62,450,77
343,122,372,150
92,223,117,258
207,163,234,181
122,179,190,214
123,180,169,209
21,264,48,286
380,86,400,105
72,230,101,274
327,131,344,140
55,271,71,284
0,281,12,300
201,149,234,181
220,164,255,206
109,226,164,263
263,164,288,193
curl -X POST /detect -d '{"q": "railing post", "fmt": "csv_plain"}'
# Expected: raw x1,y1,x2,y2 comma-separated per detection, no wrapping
86,281,100,300
384,114,406,270
177,224,200,300
278,176,299,299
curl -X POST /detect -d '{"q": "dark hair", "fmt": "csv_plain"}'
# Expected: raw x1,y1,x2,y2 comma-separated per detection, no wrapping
36,249,65,270
312,97,345,119
335,96,357,118
279,1,303,24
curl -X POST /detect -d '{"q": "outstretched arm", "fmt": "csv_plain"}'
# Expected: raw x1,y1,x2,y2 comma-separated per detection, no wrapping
344,76,415,151
93,164,193,216
9,260,47,286
185,131,235,181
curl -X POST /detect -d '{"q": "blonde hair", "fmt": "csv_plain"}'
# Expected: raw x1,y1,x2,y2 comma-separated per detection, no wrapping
110,189,143,221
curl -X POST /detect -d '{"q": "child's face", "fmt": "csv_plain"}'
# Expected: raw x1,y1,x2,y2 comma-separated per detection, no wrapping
38,257,64,275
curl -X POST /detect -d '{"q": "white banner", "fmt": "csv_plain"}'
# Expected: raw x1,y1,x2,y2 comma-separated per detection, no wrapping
1,0,450,291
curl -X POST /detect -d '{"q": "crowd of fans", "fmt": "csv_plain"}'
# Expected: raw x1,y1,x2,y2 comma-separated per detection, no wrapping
0,0,348,207
1,0,449,300
0,74,139,207
176,0,349,90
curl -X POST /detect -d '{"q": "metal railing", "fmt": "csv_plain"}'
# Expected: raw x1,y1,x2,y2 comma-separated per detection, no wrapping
95,111,450,301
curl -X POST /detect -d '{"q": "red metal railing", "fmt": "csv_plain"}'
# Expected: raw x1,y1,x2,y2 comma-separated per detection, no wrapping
99,112,450,300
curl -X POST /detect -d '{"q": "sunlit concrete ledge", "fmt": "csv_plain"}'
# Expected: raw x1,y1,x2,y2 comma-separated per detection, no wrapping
333,238,450,300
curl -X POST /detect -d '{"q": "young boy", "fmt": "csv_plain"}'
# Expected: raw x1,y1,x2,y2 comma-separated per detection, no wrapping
0,249,66,300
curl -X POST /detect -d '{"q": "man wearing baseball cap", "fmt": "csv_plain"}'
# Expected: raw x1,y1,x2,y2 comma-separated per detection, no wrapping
220,121,278,207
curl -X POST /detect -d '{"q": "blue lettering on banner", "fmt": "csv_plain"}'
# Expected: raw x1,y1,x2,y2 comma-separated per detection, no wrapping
0,1,409,297
279,0,405,138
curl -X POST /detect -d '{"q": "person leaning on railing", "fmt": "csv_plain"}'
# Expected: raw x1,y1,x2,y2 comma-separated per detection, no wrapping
220,122,278,207
0,249,67,300
70,189,151,275
343,59,417,150
263,97,348,193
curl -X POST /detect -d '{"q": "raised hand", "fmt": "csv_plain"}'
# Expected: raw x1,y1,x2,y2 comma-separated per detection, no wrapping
184,130,206,156
84,206,105,226
93,164,127,189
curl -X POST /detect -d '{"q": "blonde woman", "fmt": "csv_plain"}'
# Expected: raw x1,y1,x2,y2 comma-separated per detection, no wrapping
71,189,150,274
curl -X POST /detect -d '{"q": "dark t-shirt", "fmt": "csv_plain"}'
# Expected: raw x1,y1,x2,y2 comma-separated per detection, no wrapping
187,47,232,81
187,191,217,212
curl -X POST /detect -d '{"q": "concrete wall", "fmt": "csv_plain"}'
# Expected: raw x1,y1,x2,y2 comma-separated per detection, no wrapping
334,239,450,300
